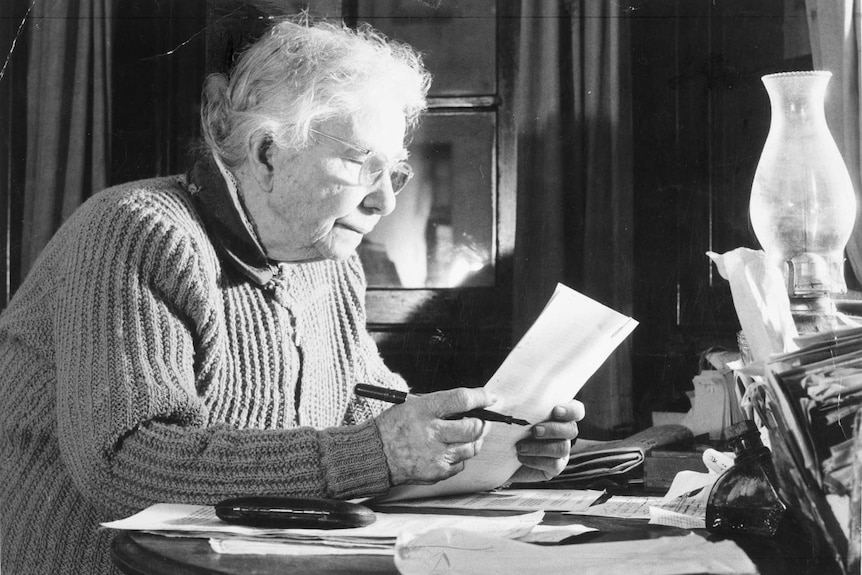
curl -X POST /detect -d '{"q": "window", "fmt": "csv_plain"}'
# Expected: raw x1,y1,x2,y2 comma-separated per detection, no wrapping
349,0,516,390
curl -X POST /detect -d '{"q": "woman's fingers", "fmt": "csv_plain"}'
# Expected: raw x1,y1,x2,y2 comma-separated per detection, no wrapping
375,387,493,486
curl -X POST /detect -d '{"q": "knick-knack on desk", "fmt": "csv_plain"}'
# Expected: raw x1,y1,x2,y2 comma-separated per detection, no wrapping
706,420,789,537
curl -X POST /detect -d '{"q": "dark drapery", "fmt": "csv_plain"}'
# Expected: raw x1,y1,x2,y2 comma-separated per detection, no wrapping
805,0,862,285
514,0,635,438
22,0,112,276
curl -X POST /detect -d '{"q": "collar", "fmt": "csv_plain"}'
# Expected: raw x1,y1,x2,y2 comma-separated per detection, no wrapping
187,154,279,287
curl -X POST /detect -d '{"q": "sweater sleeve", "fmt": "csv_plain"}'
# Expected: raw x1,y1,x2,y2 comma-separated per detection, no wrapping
52,188,392,517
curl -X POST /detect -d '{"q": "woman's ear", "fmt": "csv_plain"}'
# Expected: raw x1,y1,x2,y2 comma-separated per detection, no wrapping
257,136,273,170
248,133,275,192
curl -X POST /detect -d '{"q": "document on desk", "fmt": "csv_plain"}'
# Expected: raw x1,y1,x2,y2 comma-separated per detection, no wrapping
395,528,757,575
570,494,666,519
646,469,716,529
380,283,638,503
373,488,604,512
209,519,597,556
102,503,543,546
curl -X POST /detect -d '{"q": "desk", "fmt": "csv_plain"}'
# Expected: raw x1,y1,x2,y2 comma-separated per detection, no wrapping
110,512,841,575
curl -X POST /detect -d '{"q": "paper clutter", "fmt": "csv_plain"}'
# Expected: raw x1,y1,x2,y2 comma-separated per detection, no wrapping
395,526,757,575
706,248,798,363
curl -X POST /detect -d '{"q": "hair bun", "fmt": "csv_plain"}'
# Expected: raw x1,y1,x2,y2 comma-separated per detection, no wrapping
203,73,229,100
201,73,231,154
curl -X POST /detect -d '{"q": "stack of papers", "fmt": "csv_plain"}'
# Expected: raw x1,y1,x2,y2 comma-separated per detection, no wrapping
768,326,862,495
565,471,716,530
102,504,549,556
759,326,862,571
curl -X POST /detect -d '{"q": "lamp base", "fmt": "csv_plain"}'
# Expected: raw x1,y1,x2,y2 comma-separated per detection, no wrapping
789,295,840,334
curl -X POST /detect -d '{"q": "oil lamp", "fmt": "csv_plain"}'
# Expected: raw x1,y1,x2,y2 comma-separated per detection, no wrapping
749,71,857,330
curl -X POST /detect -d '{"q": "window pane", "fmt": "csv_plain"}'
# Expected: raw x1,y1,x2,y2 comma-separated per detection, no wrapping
355,0,496,96
361,112,494,287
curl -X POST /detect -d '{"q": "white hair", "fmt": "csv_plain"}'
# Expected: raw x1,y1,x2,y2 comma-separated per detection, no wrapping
200,17,431,168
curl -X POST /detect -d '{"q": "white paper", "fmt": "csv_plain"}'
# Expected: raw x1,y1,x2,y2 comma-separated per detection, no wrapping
702,448,735,474
383,284,637,502
568,495,665,519
395,528,757,575
648,507,706,530
646,470,715,529
681,370,732,440
209,538,395,556
373,488,603,512
660,470,716,503
707,248,798,362
101,503,543,543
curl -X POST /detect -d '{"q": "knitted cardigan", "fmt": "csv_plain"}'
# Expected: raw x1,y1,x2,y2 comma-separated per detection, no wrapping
0,170,406,574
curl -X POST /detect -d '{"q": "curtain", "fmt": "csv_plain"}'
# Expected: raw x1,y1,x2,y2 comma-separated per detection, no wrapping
805,0,862,284
22,0,112,277
514,0,635,438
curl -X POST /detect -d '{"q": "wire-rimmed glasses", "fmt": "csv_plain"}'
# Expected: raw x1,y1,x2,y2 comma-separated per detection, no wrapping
309,128,414,195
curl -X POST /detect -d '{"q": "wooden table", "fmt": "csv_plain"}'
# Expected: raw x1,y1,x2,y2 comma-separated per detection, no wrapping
111,511,841,575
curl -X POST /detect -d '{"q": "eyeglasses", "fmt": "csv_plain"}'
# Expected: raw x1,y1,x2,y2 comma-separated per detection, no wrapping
309,128,414,195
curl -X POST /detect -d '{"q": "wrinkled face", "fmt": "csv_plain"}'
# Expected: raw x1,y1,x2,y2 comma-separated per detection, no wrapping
251,102,409,262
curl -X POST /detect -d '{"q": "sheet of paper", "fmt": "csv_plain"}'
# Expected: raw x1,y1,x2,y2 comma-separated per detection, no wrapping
649,507,705,530
382,284,637,502
660,470,717,502
101,503,543,542
568,495,665,519
372,488,603,512
394,528,758,575
707,248,798,363
209,538,396,556
646,470,714,529
682,370,732,440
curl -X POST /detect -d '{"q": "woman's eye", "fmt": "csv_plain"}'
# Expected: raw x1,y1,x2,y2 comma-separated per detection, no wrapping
341,158,364,175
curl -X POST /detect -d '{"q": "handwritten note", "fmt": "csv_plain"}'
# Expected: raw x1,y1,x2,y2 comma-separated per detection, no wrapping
569,495,665,519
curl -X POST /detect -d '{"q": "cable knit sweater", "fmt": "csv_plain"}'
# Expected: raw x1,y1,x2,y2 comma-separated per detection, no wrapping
0,167,407,574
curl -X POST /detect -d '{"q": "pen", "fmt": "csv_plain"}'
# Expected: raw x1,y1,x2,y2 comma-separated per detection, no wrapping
354,383,530,426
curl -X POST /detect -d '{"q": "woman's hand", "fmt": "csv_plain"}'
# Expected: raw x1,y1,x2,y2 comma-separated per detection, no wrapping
507,399,586,484
375,387,495,485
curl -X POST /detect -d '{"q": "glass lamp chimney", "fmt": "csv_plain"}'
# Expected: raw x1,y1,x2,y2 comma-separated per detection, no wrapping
749,71,856,299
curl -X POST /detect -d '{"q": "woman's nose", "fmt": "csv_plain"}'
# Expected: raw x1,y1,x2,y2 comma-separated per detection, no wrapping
361,176,397,216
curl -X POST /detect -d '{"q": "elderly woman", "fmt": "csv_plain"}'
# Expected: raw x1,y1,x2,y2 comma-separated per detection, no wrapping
0,18,584,574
